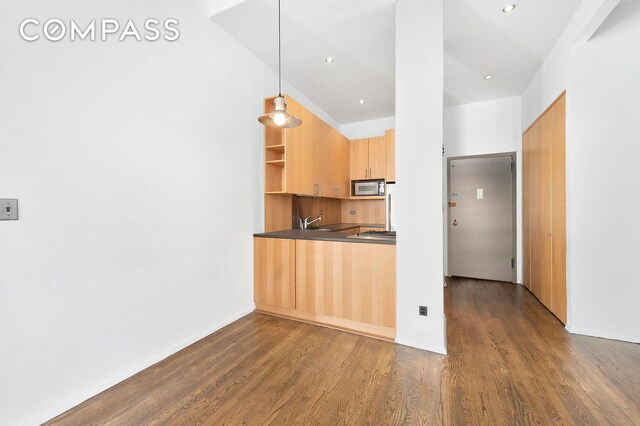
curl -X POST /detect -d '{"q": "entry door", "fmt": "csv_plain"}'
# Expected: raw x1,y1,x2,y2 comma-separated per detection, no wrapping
448,155,515,282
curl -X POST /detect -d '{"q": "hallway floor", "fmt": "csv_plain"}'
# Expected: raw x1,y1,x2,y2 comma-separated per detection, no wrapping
48,278,640,425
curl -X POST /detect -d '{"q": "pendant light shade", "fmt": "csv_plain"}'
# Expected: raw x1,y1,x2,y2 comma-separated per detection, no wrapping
258,96,302,128
258,0,302,129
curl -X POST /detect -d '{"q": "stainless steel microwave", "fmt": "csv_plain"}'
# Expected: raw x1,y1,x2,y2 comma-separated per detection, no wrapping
353,180,385,196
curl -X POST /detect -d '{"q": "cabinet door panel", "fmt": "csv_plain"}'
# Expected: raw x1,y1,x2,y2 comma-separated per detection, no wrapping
285,96,315,196
548,94,567,323
350,139,369,180
522,129,532,290
368,136,386,179
296,239,395,328
254,238,296,309
385,130,396,182
335,132,351,199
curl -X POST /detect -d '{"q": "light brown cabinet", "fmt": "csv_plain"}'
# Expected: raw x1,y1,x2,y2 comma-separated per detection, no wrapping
350,136,386,181
385,129,396,182
254,238,296,309
350,138,370,180
254,237,396,340
263,94,349,199
295,239,396,339
523,92,566,323
320,128,350,199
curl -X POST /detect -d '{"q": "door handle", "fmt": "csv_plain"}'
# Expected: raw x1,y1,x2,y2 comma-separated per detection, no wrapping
453,219,458,227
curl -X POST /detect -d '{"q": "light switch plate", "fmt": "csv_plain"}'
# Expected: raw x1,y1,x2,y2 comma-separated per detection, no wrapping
477,188,484,200
0,199,18,220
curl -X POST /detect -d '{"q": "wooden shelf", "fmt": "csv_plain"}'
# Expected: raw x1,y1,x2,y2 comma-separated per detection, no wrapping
265,144,285,153
266,159,285,167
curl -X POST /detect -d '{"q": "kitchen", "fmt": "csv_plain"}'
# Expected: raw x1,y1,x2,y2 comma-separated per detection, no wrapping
254,95,398,340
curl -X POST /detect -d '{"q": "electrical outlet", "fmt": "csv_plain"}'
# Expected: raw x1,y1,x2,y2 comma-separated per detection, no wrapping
419,306,428,316
350,210,356,215
0,199,18,220
319,210,323,216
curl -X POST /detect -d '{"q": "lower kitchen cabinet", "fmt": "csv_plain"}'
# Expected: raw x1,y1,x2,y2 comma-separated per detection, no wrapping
254,237,396,341
254,238,296,309
296,240,396,337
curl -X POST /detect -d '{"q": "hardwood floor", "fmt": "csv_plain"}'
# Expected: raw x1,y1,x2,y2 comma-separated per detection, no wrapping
47,278,640,425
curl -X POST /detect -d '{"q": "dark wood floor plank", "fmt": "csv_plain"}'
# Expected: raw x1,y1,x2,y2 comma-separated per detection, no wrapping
46,278,640,425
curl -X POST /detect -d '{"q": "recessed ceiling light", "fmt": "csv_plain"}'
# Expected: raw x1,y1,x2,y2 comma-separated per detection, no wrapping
484,75,493,80
502,4,516,13
325,57,335,63
359,99,365,104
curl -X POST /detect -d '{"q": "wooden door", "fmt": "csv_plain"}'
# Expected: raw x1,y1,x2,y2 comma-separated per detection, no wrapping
523,92,566,324
532,117,553,308
254,238,296,309
385,129,396,182
350,138,369,180
548,94,567,323
522,129,532,290
315,121,330,197
285,96,315,196
368,136,386,179
334,131,350,198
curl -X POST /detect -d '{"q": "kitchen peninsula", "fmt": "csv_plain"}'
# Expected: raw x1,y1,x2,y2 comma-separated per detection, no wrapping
254,95,396,340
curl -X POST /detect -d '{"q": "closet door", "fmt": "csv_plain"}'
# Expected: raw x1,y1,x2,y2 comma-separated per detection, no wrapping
529,120,552,307
549,94,567,323
522,92,566,324
523,129,532,290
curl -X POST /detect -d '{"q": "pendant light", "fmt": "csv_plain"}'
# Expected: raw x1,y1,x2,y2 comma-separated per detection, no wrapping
258,0,302,128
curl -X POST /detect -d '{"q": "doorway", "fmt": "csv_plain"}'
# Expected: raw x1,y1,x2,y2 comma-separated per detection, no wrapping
447,154,517,283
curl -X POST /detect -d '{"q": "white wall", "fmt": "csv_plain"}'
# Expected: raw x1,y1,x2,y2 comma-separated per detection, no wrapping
0,1,338,425
395,0,446,354
444,97,522,157
521,0,617,129
522,0,640,343
340,116,395,140
565,0,640,343
443,97,523,283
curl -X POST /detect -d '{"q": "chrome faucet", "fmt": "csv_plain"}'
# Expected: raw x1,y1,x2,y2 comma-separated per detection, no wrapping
302,215,322,229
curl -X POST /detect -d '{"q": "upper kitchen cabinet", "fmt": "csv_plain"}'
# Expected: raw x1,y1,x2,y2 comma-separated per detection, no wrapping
263,94,349,198
350,136,386,181
368,136,386,179
350,138,370,180
385,129,395,182
322,128,350,199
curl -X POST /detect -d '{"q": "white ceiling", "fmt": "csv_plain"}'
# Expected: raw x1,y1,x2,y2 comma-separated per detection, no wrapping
444,0,582,106
213,0,395,125
214,0,582,124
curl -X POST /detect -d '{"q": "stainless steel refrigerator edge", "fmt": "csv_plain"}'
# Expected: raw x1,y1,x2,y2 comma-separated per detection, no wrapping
385,183,396,232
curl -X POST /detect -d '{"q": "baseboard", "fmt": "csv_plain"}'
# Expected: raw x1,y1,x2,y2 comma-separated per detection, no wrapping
395,337,447,355
21,305,255,426
566,324,640,344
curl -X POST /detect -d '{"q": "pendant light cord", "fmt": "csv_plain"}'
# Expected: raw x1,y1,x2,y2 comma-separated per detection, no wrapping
278,0,282,97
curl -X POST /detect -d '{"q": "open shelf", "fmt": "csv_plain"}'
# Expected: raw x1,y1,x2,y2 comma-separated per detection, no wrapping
264,96,287,194
265,144,285,153
266,159,285,167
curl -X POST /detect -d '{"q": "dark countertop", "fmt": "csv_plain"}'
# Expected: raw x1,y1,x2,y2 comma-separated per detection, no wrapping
254,223,395,245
